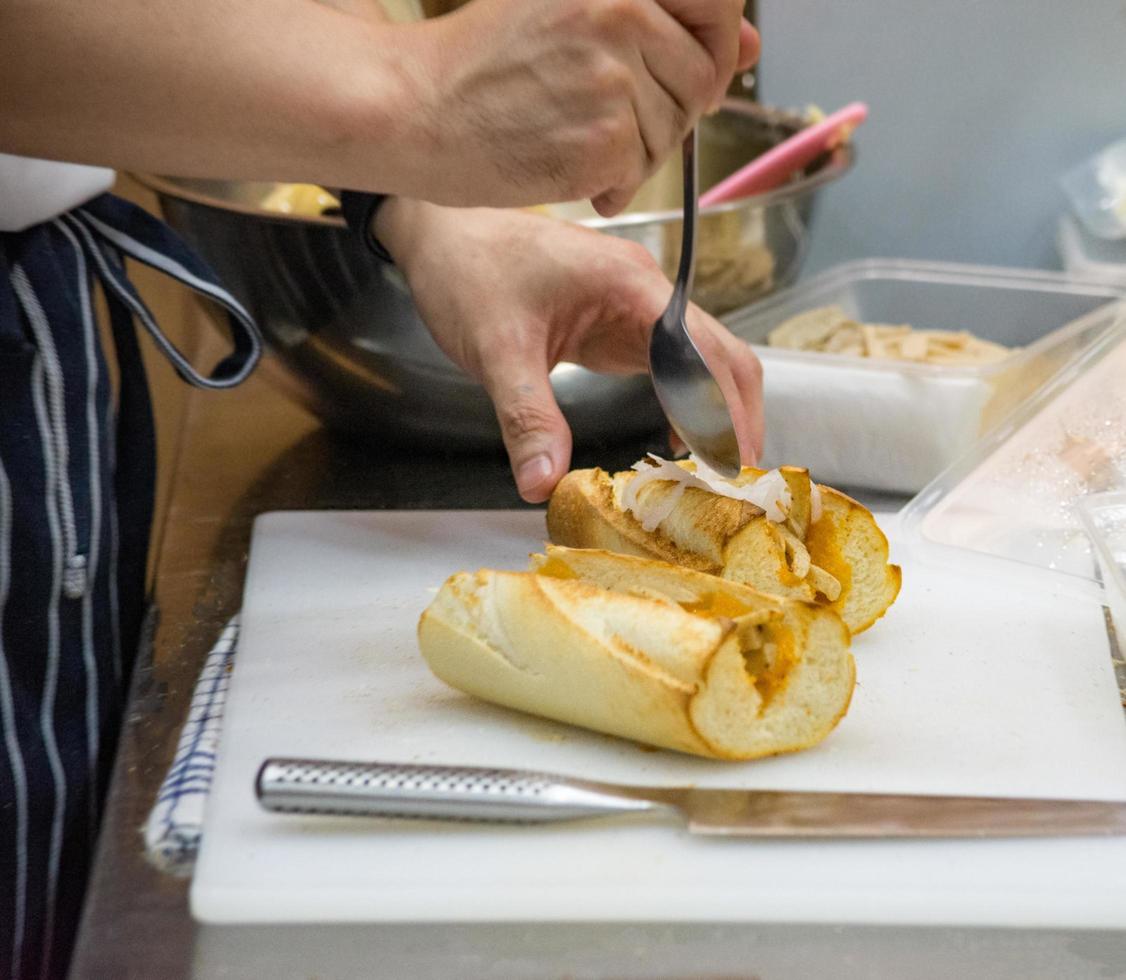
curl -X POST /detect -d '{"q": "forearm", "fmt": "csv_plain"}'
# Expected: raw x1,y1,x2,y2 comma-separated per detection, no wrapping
0,0,428,193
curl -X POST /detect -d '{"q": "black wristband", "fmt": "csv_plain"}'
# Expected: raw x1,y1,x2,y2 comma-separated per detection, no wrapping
339,190,394,264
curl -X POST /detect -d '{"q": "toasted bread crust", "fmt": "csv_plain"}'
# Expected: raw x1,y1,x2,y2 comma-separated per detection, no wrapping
547,466,901,635
809,488,902,634
418,547,855,761
687,595,855,759
546,469,718,572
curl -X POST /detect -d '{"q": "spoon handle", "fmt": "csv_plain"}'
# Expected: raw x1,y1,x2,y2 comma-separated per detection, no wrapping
670,128,698,318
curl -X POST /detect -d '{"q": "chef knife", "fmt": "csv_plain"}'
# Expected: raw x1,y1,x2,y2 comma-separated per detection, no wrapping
256,758,1126,838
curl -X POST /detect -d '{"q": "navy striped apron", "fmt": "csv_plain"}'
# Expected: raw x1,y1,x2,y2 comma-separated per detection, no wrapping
0,193,260,980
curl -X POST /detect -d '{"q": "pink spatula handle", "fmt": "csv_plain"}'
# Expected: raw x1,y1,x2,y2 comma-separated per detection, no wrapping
699,101,868,208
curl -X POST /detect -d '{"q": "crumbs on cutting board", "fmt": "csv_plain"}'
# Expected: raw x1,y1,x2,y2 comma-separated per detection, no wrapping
341,684,377,702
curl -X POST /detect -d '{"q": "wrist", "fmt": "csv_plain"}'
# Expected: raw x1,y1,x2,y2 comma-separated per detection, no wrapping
317,20,440,196
374,196,450,269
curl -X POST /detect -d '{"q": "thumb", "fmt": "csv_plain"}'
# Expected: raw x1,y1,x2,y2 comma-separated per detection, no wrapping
483,358,573,503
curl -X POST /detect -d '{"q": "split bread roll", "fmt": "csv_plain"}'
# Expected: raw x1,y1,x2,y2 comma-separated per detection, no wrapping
546,457,901,635
417,545,855,761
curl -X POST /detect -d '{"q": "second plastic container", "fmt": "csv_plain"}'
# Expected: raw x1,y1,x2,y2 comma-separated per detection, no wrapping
724,259,1126,492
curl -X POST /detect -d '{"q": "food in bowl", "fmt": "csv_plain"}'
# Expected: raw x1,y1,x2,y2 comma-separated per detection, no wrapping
660,210,775,315
260,183,340,216
767,304,1013,365
257,180,779,316
141,101,850,450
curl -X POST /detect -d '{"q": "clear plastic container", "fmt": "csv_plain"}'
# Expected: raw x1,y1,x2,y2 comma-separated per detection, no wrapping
723,259,1125,492
1077,491,1126,637
900,313,1126,605
1060,137,1126,240
1057,215,1126,288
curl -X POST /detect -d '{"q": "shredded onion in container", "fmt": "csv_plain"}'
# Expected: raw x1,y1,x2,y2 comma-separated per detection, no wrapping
621,454,793,525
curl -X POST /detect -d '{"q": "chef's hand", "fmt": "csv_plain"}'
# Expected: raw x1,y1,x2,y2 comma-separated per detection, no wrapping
2,0,756,215
376,199,764,502
408,0,759,215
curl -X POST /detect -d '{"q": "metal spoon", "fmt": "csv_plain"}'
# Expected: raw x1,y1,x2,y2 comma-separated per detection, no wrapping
648,129,742,477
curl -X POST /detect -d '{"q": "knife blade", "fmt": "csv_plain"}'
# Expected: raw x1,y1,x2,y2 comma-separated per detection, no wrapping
256,758,1126,838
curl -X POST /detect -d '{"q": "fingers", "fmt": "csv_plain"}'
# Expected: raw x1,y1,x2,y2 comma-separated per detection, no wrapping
590,1,746,214
736,19,760,72
591,185,638,219
411,0,752,212
727,330,765,462
554,233,763,468
629,2,716,132
481,351,574,503
684,305,764,466
561,233,764,468
653,0,744,108
589,16,705,215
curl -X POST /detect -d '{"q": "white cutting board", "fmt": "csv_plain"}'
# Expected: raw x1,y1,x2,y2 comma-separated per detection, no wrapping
192,510,1126,927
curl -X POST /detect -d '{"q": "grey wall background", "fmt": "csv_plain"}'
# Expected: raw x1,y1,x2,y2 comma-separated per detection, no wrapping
757,0,1126,275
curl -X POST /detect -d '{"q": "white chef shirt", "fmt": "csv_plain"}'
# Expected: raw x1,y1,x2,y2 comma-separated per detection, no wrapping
0,153,115,232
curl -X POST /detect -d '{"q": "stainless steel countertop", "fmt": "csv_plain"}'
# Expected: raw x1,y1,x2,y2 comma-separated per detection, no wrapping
69,364,1126,980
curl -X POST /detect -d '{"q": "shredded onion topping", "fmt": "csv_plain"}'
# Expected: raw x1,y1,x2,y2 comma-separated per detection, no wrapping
616,455,841,601
778,527,812,578
621,454,793,527
807,564,843,602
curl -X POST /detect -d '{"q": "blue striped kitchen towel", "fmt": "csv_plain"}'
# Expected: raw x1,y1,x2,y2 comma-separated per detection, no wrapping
143,616,239,876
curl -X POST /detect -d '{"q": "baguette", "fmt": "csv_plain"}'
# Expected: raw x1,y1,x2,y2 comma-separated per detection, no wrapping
417,545,854,760
546,458,901,634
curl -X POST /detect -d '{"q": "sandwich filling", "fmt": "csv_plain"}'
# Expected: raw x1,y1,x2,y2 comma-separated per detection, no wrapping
618,454,800,529
613,455,840,603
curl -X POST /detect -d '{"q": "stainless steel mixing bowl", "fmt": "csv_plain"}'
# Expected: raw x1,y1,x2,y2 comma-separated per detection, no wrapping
141,102,852,450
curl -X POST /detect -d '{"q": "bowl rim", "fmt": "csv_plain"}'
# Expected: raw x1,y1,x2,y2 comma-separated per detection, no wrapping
133,101,855,230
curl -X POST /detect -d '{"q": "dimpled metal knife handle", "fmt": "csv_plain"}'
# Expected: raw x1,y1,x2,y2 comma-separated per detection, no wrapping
256,758,667,824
